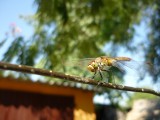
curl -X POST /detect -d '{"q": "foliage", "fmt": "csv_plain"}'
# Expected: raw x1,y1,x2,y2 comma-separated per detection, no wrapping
127,92,159,107
0,0,158,106
2,0,154,67
145,0,160,82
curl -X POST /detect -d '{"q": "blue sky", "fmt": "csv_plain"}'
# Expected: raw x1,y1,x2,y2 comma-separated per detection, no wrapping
0,0,35,37
0,0,35,59
0,0,159,104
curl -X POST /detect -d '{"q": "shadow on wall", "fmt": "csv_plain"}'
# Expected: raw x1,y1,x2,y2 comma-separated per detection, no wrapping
96,99,160,120
95,105,126,120
126,99,160,120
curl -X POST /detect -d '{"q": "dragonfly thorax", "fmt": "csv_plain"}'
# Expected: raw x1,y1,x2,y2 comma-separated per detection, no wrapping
87,61,98,72
87,59,106,72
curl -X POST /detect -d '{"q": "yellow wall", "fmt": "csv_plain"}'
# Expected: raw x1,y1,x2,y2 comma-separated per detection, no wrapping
0,77,96,120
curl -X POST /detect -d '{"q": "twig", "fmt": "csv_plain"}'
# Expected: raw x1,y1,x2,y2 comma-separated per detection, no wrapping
0,61,160,96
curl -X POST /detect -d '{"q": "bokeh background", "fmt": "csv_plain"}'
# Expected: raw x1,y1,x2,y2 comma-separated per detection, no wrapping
0,0,160,119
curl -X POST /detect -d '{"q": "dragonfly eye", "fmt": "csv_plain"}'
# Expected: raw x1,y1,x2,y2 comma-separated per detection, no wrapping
93,62,98,67
87,65,94,72
87,61,99,72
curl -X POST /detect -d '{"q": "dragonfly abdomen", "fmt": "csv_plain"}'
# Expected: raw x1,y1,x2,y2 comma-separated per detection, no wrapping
115,57,131,61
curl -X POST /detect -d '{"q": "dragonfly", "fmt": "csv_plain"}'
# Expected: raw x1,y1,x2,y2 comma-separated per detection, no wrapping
67,56,152,81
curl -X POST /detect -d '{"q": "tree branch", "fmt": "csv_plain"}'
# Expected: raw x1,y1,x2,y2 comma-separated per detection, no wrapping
0,61,159,96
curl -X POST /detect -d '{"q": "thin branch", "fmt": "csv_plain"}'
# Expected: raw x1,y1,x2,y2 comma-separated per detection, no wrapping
0,61,160,97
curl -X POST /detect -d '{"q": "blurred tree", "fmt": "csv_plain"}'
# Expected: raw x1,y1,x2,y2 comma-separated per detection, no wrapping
0,0,158,106
1,0,154,68
145,0,160,82
127,92,159,108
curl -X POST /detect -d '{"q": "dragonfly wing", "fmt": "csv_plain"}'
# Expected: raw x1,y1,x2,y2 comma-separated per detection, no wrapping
63,58,96,68
117,60,151,74
114,60,152,79
111,61,127,73
117,59,141,70
112,60,144,76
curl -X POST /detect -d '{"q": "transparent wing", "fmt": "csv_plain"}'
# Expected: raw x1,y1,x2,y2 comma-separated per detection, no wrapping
118,59,153,73
62,58,99,78
111,59,152,79
63,58,96,67
111,61,126,73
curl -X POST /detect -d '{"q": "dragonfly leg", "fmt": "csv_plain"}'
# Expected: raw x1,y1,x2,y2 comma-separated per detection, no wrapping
99,70,103,80
102,69,115,83
101,69,109,82
109,71,115,84
92,71,97,79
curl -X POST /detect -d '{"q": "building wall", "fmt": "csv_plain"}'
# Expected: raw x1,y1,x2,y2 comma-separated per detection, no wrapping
0,77,96,120
126,99,160,120
0,89,74,120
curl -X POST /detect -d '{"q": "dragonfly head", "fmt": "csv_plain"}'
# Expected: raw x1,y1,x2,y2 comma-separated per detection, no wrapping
87,61,98,72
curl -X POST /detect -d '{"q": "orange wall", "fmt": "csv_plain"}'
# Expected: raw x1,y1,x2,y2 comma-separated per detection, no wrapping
0,77,96,120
